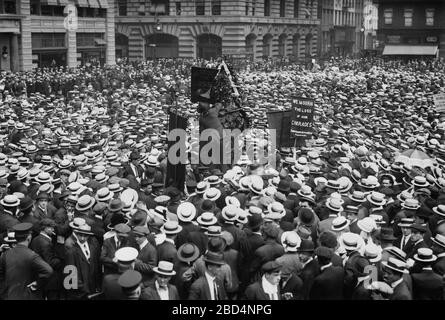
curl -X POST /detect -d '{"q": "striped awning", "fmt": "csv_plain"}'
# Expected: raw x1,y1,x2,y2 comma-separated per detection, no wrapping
97,0,109,8
383,45,438,56
88,0,100,8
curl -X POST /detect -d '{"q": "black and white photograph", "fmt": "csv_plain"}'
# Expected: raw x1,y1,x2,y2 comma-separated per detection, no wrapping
0,0,445,306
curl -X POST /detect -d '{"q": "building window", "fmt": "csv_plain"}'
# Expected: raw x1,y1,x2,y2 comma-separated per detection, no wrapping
294,0,299,18
32,33,66,48
426,8,434,26
384,8,393,25
252,0,255,15
211,0,221,15
118,0,127,16
404,8,413,27
77,33,104,47
264,0,270,16
176,2,181,15
246,1,249,15
280,0,285,17
196,0,205,15
30,0,40,15
2,0,16,14
138,3,145,16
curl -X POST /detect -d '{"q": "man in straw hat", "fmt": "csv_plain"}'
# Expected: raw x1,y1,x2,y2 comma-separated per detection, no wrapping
64,218,101,300
410,248,443,300
381,257,412,300
140,261,179,300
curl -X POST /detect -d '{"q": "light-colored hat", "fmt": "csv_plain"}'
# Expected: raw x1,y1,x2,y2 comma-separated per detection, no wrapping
160,220,183,235
281,231,301,252
115,247,139,264
177,202,196,222
203,187,221,201
331,216,350,232
153,261,176,276
357,217,377,234
221,205,239,223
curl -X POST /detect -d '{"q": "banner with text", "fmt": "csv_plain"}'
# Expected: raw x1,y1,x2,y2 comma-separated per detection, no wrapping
433,93,445,113
291,97,315,139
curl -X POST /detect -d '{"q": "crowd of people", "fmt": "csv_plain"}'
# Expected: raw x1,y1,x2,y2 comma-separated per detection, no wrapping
0,56,445,300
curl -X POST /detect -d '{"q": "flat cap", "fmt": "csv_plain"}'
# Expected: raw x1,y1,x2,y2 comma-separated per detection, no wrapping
262,261,282,273
114,223,131,236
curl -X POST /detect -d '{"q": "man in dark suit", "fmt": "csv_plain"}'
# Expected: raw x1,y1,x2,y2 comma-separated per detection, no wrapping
431,234,445,276
64,219,102,300
249,225,284,283
140,261,180,300
122,151,144,189
0,223,53,300
219,205,246,251
175,202,200,248
343,233,370,299
102,247,139,300
132,226,157,285
189,251,227,300
29,218,63,300
404,223,428,261
157,220,181,263
382,257,412,300
238,213,265,294
411,248,443,300
309,246,344,300
297,239,320,299
101,223,131,275
244,261,282,300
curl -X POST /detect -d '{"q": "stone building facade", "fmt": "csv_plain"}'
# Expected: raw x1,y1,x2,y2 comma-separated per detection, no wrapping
115,0,320,61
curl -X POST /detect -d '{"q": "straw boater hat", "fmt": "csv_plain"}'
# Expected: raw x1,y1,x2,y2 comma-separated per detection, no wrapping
432,205,445,218
413,248,437,263
366,191,386,207
401,198,421,211
197,212,218,227
331,216,350,232
280,231,301,252
221,205,239,223
176,202,196,222
75,195,96,212
382,257,408,274
153,261,176,277
69,217,94,235
203,187,221,201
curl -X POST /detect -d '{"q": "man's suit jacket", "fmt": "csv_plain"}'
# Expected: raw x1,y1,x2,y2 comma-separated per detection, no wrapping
176,222,200,248
405,240,428,260
33,204,58,220
280,274,304,300
411,269,443,300
250,239,285,282
300,258,320,299
309,265,344,300
0,244,53,300
244,279,281,300
100,237,130,275
188,275,227,300
351,282,373,300
157,239,177,263
64,236,102,299
390,279,412,300
140,281,180,300
30,234,63,291
432,255,445,276
344,251,369,299
102,273,127,300
187,230,209,255
135,241,158,284
238,229,265,287
220,222,246,251
0,212,19,236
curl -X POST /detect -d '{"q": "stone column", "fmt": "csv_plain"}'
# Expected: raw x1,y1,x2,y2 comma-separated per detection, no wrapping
105,0,116,65
10,33,19,72
19,0,32,71
66,29,77,68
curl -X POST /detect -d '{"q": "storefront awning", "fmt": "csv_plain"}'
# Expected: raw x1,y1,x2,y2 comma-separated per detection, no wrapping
97,0,109,8
383,45,438,56
94,38,107,45
88,0,100,8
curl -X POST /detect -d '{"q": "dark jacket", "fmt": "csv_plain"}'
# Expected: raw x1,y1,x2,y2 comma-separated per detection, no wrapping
0,244,53,300
157,239,177,263
100,236,130,275
64,236,102,299
244,279,281,300
30,233,63,292
188,275,227,300
300,258,320,299
390,279,412,300
309,264,344,300
250,239,285,282
140,281,180,300
280,274,304,300
102,273,127,300
134,240,158,285
411,268,443,300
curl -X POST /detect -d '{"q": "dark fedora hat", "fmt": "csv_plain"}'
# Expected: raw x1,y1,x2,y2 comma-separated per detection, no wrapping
246,213,263,230
20,196,34,211
297,239,315,253
277,180,290,193
377,227,397,242
177,243,200,264
203,251,225,266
